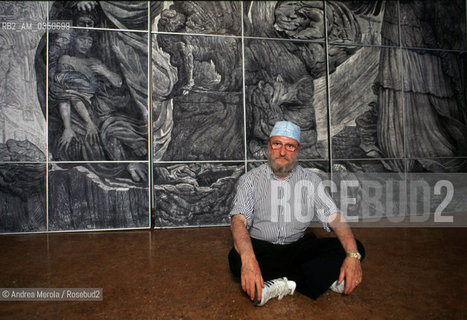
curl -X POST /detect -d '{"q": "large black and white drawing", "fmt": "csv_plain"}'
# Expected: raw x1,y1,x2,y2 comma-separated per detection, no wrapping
151,2,244,227
152,1,243,161
151,1,465,227
47,29,148,163
0,1,465,232
37,1,151,231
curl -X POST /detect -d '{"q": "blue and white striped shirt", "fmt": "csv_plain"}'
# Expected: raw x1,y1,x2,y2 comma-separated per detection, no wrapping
230,163,339,244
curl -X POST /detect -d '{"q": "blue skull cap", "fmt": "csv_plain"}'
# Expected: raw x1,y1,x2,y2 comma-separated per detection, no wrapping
269,121,300,143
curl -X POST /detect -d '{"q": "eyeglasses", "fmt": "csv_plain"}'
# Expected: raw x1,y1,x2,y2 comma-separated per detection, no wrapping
269,141,298,152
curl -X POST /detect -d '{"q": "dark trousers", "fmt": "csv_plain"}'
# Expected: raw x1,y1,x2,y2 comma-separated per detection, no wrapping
228,232,366,300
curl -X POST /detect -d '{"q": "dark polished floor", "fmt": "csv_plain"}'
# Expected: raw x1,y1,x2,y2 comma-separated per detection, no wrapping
0,226,466,320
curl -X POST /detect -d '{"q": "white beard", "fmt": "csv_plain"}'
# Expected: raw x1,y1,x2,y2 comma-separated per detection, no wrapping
268,154,297,178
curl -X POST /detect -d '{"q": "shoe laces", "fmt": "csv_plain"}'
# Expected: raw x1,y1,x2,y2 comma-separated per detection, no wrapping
263,277,290,300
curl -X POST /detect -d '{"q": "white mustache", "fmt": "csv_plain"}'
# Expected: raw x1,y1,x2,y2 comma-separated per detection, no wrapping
273,155,291,161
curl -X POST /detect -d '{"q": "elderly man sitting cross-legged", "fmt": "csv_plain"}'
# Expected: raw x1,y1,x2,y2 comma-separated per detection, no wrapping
228,120,365,306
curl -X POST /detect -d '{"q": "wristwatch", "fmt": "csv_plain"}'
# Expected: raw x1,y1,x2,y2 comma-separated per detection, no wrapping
346,252,362,261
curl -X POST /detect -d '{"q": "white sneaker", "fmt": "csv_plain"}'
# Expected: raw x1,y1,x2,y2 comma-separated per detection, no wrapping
329,280,345,294
254,277,296,307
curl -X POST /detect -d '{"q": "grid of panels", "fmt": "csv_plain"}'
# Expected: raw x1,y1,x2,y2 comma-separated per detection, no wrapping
0,1,466,233
0,1,152,233
46,3,151,232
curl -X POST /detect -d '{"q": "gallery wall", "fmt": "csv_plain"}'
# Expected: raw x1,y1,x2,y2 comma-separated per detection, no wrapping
0,1,465,233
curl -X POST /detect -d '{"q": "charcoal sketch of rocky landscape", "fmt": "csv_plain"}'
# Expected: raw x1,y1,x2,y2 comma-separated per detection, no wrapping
154,163,244,227
152,2,244,226
153,1,243,161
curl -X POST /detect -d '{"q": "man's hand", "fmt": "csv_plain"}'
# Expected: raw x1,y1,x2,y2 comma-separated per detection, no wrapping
338,256,362,295
328,212,363,295
231,214,264,301
241,254,264,301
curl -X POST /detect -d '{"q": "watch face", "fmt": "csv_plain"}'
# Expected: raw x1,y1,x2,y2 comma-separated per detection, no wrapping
348,252,361,260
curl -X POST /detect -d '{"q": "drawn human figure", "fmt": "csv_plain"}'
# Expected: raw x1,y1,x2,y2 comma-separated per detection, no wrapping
53,30,122,154
157,9,194,96
35,1,176,181
48,30,148,186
